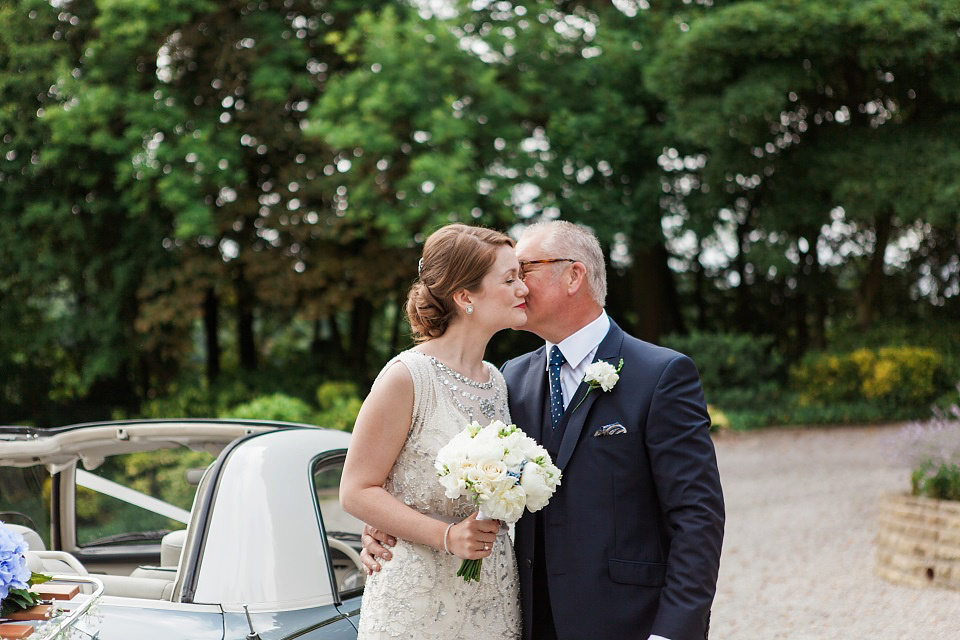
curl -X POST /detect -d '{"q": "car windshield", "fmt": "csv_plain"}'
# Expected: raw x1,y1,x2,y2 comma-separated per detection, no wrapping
0,465,52,548
77,447,215,547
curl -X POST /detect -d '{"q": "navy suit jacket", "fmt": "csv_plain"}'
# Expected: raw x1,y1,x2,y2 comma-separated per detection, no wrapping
502,320,724,640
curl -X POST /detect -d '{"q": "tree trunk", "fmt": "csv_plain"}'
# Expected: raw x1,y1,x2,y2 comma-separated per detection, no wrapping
203,287,220,382
791,236,819,358
604,264,632,333
390,291,406,354
811,252,829,351
812,293,827,351
792,272,809,359
856,212,893,329
692,248,707,331
311,317,323,358
327,313,345,361
349,297,374,383
629,242,684,342
733,220,751,333
138,355,151,402
235,266,257,371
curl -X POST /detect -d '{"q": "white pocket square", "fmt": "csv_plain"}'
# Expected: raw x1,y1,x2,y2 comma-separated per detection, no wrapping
592,422,627,437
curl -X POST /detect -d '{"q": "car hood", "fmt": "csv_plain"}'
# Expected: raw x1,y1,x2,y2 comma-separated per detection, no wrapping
0,420,294,472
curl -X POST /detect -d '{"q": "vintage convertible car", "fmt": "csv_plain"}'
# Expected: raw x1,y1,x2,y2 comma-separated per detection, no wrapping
0,419,365,639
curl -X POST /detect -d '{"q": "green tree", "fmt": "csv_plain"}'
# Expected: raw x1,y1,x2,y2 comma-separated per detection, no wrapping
647,0,960,351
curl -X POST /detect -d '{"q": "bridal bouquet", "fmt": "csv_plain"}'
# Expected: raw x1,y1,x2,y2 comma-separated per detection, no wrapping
435,420,561,581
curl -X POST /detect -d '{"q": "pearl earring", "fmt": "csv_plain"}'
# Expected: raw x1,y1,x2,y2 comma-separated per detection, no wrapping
466,304,474,315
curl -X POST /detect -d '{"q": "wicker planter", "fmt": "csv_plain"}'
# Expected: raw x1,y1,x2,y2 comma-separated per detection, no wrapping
876,494,960,590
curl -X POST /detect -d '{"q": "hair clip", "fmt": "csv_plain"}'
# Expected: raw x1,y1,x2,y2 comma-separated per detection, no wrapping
418,258,423,275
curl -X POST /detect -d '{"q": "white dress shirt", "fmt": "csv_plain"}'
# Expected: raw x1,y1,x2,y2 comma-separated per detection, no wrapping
545,310,672,640
544,310,609,409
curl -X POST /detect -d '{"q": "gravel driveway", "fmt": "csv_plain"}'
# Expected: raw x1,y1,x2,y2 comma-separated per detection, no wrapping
711,424,960,639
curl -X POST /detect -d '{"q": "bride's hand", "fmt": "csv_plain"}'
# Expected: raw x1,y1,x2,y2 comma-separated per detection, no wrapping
360,523,396,575
447,511,499,560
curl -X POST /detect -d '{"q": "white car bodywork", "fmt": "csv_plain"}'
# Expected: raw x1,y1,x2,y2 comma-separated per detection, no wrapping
0,420,364,639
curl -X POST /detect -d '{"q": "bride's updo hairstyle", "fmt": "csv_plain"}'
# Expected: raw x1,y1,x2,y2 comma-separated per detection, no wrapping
407,224,514,342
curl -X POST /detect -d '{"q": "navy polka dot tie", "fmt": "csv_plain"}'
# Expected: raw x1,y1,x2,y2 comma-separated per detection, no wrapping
549,345,566,430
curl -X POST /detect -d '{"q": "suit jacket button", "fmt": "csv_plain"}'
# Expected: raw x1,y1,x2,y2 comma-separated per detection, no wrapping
526,559,532,568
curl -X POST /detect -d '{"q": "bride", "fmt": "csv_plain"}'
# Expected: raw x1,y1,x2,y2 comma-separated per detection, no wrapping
340,224,526,639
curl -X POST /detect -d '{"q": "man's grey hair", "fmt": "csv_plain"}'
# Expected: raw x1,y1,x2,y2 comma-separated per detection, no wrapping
524,220,607,307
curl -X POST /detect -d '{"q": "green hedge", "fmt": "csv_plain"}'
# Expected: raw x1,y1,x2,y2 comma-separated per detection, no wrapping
221,383,363,430
222,393,316,423
315,381,364,431
129,376,363,432
790,346,944,409
825,320,960,408
660,331,784,410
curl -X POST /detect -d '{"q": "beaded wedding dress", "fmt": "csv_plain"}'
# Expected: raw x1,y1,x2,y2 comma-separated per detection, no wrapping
357,350,521,640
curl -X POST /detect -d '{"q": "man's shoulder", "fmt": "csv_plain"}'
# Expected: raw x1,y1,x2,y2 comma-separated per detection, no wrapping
500,347,544,371
501,346,543,375
617,326,692,366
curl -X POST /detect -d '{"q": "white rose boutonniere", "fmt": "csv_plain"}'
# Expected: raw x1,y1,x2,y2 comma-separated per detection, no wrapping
573,358,624,411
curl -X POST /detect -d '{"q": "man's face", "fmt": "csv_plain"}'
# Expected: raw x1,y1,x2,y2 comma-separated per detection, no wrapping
515,231,566,336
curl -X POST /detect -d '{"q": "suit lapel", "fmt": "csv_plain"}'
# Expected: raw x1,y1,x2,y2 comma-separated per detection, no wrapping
555,321,625,470
521,347,548,444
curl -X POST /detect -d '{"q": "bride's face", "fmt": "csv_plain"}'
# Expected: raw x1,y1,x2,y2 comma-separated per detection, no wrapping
466,245,528,330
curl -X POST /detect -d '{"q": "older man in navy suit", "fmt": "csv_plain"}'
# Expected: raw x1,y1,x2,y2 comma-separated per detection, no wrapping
501,221,723,640
361,221,724,640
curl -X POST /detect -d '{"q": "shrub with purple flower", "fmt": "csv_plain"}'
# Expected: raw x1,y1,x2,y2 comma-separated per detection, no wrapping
890,392,960,501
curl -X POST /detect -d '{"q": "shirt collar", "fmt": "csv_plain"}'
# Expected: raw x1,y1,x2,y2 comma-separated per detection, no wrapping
545,310,610,370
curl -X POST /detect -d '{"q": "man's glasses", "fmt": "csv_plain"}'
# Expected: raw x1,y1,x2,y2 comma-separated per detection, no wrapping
518,258,575,280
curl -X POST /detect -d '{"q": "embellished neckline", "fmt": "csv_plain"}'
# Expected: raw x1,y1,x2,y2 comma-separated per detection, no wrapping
412,351,494,388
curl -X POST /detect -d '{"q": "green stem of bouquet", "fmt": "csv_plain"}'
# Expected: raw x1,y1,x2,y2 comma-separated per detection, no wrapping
457,558,483,582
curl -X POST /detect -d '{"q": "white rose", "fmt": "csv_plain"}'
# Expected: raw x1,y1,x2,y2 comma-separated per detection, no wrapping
487,419,510,434
502,450,525,470
469,424,497,447
475,443,504,463
461,461,482,487
437,430,472,467
522,438,550,463
540,461,561,491
501,436,527,468
520,464,554,512
482,484,526,522
585,361,620,391
439,472,464,499
456,428,479,449
476,457,508,486
600,372,619,391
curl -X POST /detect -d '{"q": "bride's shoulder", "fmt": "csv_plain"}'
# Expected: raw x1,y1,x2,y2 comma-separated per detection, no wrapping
371,356,413,390
394,349,431,371
375,350,434,386
484,360,508,386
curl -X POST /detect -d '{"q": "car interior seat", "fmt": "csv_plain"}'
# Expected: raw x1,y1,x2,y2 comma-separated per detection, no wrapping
10,523,90,576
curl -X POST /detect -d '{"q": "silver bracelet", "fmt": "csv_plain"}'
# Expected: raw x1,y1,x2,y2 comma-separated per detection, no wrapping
443,522,455,554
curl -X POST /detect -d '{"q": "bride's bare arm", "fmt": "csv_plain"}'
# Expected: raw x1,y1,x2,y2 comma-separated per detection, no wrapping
340,361,496,559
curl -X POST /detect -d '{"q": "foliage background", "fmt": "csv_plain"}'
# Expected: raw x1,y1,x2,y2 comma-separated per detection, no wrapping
1,0,958,430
